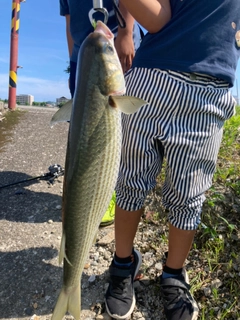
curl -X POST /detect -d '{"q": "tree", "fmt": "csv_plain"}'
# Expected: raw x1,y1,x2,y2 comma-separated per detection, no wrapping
58,102,64,108
64,61,70,74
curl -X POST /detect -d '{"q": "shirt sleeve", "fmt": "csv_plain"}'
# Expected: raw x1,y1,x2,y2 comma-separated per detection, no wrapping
59,0,69,16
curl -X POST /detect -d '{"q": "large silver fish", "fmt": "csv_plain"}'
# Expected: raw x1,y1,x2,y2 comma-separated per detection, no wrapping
51,21,146,320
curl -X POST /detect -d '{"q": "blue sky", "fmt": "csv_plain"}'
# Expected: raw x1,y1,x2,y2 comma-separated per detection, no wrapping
0,0,69,102
0,0,240,102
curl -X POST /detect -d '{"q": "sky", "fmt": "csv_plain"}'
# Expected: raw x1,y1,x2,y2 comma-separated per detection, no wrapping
0,0,69,102
0,0,240,102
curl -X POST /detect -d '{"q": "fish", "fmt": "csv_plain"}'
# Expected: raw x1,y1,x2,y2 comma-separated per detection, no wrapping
51,20,146,320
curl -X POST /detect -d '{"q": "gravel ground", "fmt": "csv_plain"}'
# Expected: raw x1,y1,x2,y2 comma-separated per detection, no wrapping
0,106,239,320
0,107,167,320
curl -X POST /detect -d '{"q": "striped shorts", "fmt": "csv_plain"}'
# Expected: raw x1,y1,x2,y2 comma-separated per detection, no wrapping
116,68,236,230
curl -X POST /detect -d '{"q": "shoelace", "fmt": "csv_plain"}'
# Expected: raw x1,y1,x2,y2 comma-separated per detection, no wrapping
111,275,132,295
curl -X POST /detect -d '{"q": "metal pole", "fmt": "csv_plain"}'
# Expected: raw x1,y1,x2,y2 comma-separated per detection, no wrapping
8,0,24,110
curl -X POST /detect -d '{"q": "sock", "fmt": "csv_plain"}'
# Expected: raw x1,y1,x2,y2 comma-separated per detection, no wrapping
114,252,134,267
162,265,182,279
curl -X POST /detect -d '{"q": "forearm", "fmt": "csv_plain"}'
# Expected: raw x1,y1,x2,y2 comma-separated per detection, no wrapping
115,2,136,72
118,2,135,35
65,14,74,57
119,0,171,33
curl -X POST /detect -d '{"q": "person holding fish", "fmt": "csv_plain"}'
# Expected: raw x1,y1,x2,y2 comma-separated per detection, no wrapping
60,0,141,98
104,1,240,320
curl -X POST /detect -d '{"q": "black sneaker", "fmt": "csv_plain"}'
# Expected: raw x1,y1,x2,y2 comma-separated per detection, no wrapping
160,269,199,320
105,249,142,319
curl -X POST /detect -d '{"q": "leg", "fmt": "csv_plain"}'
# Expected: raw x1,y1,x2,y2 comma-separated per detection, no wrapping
115,206,143,258
159,73,235,320
160,223,199,320
105,68,165,319
105,206,143,319
166,223,196,269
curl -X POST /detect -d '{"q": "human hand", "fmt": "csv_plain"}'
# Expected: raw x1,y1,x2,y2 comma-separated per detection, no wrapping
115,31,135,74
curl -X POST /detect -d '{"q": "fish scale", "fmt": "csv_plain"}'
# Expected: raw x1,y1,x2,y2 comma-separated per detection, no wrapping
51,21,146,320
51,22,123,320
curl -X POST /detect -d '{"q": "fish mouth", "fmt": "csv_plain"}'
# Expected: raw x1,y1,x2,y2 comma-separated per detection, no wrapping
94,20,114,40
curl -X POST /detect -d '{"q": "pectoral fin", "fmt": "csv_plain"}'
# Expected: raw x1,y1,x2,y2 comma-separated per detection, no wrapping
59,231,72,266
109,96,147,114
51,99,73,124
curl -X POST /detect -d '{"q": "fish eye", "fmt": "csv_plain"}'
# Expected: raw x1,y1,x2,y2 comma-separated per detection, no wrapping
107,45,114,52
103,43,114,53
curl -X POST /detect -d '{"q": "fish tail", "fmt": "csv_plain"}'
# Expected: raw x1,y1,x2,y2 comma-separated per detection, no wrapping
51,284,80,320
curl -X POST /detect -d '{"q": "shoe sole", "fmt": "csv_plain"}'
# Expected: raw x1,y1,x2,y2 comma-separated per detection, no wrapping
105,249,142,320
99,219,114,227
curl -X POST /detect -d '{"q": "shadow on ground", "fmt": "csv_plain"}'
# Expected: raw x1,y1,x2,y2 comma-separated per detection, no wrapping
0,171,62,223
0,247,60,317
0,243,111,318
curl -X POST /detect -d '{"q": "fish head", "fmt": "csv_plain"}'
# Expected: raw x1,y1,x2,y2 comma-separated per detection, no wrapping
88,20,126,97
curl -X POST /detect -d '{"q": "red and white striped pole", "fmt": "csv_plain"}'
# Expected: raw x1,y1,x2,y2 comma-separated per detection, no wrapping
8,0,25,110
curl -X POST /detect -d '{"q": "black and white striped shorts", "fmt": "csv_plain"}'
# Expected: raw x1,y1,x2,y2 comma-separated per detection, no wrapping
116,68,236,230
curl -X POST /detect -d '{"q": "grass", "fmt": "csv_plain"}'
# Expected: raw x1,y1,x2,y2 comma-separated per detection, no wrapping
194,105,240,319
214,106,240,195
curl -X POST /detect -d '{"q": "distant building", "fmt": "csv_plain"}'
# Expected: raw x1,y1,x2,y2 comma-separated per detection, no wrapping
16,94,34,105
56,96,69,106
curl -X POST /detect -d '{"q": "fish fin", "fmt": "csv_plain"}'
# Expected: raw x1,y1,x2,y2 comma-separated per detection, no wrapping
92,230,98,245
51,99,73,124
51,285,80,320
51,288,68,320
109,96,147,114
68,284,81,319
59,231,72,266
59,231,65,265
